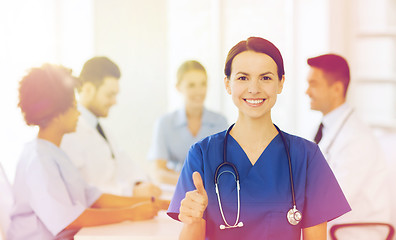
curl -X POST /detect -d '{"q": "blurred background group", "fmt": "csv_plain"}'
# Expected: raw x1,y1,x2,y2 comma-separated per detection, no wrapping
0,0,396,238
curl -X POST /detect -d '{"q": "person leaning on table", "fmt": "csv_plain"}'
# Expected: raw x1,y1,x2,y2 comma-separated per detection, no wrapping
7,64,169,240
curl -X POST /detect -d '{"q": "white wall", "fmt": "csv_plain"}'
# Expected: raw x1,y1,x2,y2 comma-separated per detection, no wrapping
0,0,94,182
292,0,330,138
92,0,168,171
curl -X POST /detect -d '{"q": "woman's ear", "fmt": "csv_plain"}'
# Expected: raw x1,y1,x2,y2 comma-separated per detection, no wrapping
277,75,285,94
224,77,231,95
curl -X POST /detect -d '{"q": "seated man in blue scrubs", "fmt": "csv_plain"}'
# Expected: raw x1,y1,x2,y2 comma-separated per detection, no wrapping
167,37,351,240
7,64,169,240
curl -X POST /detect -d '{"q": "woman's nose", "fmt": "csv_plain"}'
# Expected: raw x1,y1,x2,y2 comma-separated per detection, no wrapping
248,80,260,94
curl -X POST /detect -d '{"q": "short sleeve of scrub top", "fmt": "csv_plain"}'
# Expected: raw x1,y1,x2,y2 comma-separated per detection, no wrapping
167,130,350,240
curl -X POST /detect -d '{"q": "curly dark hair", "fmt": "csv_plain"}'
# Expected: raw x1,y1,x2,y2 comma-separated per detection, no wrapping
18,64,79,128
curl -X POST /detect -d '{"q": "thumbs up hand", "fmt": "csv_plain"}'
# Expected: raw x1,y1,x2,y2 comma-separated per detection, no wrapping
179,172,208,224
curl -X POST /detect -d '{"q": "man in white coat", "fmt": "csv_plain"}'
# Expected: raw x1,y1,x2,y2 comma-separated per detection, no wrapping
62,57,161,197
305,54,391,239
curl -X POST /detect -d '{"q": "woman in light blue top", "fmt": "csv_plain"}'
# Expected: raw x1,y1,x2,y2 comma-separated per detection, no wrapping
148,60,228,185
8,64,169,240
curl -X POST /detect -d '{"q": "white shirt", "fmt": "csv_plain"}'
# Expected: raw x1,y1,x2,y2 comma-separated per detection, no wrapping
317,103,391,239
61,105,145,196
0,163,12,240
8,139,101,240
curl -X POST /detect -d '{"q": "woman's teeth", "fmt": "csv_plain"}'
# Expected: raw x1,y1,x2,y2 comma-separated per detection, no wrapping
245,99,264,104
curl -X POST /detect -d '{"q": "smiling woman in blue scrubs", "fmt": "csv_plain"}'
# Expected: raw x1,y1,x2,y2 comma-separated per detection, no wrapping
167,37,351,240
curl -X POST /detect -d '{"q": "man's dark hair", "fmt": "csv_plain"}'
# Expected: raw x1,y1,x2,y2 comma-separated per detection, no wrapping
79,56,121,90
307,54,350,97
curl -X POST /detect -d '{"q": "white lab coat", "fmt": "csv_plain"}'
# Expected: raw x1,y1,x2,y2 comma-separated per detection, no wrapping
61,105,145,196
317,104,391,239
375,130,396,234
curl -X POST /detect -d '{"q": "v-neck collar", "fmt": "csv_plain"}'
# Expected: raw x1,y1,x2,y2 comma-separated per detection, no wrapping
227,133,281,167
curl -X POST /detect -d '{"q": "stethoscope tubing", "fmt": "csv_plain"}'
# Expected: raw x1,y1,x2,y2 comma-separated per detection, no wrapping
215,123,301,227
217,123,296,206
274,124,297,208
215,124,239,184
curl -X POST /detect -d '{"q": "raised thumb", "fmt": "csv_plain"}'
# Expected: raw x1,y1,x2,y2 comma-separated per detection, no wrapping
192,171,206,195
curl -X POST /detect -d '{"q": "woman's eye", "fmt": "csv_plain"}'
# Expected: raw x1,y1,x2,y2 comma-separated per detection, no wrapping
262,76,271,80
238,76,247,81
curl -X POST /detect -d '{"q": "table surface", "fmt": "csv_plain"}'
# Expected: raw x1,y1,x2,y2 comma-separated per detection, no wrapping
74,211,183,240
74,184,182,240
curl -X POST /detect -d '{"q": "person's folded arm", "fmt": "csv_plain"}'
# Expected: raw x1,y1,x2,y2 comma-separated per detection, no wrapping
92,193,170,210
65,201,158,230
91,193,150,208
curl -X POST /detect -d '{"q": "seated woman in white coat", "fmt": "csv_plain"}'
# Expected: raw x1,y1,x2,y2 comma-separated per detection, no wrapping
7,64,169,240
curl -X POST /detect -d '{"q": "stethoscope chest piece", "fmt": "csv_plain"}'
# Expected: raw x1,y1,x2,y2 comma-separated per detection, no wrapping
287,205,302,225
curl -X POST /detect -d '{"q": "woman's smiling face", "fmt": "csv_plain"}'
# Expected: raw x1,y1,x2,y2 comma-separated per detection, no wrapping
224,50,284,120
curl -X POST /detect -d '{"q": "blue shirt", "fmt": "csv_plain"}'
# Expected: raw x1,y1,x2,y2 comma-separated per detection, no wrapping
168,129,351,240
8,139,101,240
148,108,228,171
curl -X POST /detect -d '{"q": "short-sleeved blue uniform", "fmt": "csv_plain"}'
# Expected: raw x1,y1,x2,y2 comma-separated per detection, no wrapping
168,129,351,240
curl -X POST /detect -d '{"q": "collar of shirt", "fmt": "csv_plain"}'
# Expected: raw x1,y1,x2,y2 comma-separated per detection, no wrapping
174,107,210,127
322,103,349,136
319,103,352,151
35,138,70,161
78,104,100,128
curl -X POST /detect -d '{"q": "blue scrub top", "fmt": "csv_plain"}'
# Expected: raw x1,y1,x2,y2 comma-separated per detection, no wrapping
168,129,350,240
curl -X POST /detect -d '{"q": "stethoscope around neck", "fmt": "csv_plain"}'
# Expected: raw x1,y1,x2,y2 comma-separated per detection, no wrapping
214,123,302,230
